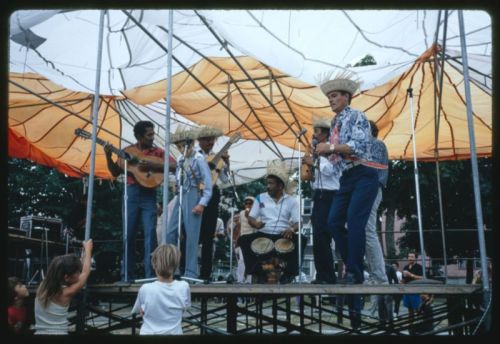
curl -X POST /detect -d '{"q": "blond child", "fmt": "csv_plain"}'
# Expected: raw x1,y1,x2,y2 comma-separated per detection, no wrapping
131,244,191,335
34,239,93,334
8,277,30,334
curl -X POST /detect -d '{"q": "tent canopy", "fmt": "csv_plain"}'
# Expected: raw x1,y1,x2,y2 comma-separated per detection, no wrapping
8,9,492,184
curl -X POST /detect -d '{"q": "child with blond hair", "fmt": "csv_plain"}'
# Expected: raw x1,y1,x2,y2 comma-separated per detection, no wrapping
131,244,191,335
34,239,93,334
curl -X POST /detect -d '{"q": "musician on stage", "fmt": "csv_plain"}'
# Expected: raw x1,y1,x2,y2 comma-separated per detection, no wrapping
166,126,212,281
239,160,307,284
104,121,175,281
302,116,338,284
195,125,230,281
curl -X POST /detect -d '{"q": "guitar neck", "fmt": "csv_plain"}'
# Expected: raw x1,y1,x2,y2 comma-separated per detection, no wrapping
210,140,233,165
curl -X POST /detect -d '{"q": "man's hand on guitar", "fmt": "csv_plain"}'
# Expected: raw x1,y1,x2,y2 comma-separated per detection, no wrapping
192,204,205,215
221,151,230,165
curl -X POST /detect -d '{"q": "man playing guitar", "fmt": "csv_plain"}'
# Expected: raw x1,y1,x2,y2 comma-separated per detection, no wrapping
104,121,174,281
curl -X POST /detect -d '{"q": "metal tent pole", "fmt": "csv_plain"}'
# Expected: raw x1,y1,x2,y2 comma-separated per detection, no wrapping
457,10,490,308
162,9,174,245
84,10,105,242
433,10,449,283
297,137,303,284
78,10,105,334
407,87,427,278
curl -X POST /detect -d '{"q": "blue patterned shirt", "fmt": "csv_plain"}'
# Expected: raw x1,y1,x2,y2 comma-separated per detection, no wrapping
328,106,373,180
370,138,389,188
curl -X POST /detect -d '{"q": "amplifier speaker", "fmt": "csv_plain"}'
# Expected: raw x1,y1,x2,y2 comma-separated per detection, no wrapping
19,216,63,242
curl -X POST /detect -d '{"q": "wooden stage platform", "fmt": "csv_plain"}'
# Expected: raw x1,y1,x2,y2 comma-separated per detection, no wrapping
27,281,483,335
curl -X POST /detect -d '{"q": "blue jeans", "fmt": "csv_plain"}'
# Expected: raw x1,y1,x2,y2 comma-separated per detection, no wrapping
122,183,158,281
328,164,379,283
166,188,203,279
311,189,337,283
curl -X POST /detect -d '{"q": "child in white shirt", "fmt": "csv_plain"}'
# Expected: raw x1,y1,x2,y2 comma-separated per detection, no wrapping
131,244,191,335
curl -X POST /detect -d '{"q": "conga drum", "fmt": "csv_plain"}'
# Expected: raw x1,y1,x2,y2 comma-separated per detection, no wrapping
250,237,274,256
275,238,295,255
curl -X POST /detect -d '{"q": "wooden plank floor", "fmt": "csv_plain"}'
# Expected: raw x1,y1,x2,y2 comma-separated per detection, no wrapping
85,283,481,295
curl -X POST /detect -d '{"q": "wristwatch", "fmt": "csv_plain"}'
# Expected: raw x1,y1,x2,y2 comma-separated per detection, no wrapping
329,143,335,153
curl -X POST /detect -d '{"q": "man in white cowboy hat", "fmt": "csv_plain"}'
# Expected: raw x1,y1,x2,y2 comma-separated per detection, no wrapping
238,160,307,284
315,72,380,328
105,120,176,281
165,126,212,280
302,115,339,285
195,125,230,281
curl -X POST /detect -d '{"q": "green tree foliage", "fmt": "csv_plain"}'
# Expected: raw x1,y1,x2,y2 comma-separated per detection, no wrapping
8,158,124,256
353,54,377,67
382,158,492,261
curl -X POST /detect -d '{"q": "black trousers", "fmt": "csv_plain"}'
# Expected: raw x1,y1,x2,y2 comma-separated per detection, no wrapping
311,189,337,283
238,231,307,277
198,185,220,280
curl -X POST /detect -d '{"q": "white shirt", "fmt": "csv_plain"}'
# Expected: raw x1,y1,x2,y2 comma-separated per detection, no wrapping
312,156,339,190
34,299,69,335
215,217,225,235
131,280,191,335
249,192,299,235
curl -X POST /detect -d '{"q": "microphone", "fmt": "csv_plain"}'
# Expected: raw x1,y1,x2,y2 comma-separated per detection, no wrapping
297,128,307,138
311,137,319,160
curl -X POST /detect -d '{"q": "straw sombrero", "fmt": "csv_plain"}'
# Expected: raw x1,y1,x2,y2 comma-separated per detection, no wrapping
318,70,360,96
312,115,331,129
266,159,297,195
196,125,223,139
171,125,197,143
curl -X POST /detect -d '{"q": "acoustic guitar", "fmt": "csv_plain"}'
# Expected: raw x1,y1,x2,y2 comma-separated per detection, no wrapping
206,132,241,185
75,128,164,188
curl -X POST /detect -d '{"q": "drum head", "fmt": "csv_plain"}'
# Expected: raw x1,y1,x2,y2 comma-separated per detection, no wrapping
275,238,294,254
251,237,274,255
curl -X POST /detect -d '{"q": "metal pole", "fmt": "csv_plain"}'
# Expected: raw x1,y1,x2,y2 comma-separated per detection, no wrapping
433,10,449,283
458,10,490,300
123,161,128,282
407,87,427,278
229,206,235,278
297,139,302,283
177,144,189,248
162,9,174,245
84,10,105,241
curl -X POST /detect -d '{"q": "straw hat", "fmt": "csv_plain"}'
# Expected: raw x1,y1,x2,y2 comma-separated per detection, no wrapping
171,125,197,143
318,70,360,96
312,115,331,129
266,159,297,195
196,125,224,139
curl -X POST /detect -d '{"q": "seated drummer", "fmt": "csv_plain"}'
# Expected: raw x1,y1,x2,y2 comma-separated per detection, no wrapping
238,160,307,284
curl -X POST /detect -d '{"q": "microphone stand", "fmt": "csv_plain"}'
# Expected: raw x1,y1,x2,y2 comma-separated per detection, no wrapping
226,171,240,284
177,143,190,249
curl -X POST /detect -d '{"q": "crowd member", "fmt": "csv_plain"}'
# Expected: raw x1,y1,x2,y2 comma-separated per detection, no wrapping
239,160,306,284
34,240,93,334
166,126,212,280
377,262,399,328
105,121,175,281
302,116,338,285
131,244,190,335
402,251,424,334
315,72,379,328
364,120,389,285
196,126,230,282
8,277,30,334
233,197,257,283
392,261,403,317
